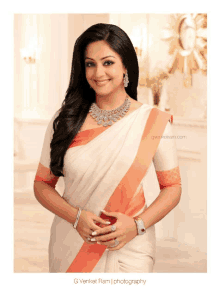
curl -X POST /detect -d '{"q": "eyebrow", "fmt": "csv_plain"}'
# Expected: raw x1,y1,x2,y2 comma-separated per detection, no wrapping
85,55,115,61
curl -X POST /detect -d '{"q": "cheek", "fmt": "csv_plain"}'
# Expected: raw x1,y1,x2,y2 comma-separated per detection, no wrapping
113,72,124,84
85,69,91,79
85,67,94,79
111,68,124,80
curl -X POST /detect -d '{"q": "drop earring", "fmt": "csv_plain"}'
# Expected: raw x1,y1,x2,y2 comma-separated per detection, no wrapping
123,71,129,88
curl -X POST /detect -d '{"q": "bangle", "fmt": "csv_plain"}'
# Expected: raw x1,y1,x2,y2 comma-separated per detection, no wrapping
73,207,82,229
133,217,146,235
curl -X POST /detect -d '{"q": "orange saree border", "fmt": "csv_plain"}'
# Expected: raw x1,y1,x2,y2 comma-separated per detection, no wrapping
34,163,59,188
68,126,110,148
156,166,181,190
66,108,173,273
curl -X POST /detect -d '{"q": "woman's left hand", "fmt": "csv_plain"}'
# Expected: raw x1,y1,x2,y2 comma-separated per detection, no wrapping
90,210,138,251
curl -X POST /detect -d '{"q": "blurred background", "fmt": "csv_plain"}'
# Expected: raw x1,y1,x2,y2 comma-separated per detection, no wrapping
14,13,207,272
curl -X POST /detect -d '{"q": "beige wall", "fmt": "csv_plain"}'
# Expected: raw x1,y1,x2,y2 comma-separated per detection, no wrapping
14,14,69,120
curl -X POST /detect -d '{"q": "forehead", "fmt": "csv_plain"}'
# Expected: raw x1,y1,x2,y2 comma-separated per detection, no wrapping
85,40,119,59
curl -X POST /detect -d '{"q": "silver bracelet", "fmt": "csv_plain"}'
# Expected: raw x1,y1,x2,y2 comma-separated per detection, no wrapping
134,217,146,235
73,207,82,229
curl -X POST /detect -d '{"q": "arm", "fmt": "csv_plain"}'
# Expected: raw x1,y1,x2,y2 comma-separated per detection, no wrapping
33,111,78,224
140,119,182,228
34,179,78,225
34,112,109,242
91,120,182,249
34,169,110,243
138,186,181,230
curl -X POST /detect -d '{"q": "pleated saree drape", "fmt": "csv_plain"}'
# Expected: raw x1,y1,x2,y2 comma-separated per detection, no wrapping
35,103,181,273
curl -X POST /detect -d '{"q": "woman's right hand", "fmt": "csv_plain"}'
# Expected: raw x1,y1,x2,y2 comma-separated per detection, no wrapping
76,209,110,244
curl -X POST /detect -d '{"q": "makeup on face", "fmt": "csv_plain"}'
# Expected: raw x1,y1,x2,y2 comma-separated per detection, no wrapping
84,41,126,95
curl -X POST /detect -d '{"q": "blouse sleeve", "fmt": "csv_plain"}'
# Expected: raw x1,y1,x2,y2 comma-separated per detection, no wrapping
153,120,182,190
34,111,60,188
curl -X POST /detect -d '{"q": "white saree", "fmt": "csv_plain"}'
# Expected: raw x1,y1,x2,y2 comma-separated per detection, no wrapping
35,103,181,273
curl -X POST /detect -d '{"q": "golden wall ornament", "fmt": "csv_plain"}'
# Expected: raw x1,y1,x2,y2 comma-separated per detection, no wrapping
146,70,169,106
161,13,207,88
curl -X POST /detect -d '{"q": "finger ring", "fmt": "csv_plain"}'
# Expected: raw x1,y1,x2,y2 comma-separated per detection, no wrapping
111,224,116,232
111,239,119,247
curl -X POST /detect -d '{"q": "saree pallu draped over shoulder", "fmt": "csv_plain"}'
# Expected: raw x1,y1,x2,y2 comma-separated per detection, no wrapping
48,104,174,273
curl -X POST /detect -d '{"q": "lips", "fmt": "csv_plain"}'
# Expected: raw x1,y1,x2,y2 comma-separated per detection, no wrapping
95,79,111,86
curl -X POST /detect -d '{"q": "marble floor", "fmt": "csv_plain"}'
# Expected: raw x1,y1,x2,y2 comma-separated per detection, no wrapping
14,191,207,273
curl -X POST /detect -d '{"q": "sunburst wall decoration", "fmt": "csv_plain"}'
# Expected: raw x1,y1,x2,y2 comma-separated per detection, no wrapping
161,13,207,87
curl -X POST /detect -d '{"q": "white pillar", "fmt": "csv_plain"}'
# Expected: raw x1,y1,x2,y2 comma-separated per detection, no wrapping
17,14,69,120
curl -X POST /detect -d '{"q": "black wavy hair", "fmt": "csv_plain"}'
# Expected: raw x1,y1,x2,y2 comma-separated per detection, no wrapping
50,23,139,176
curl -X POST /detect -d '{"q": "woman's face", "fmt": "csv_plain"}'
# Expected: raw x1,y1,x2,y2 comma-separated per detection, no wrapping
84,40,126,97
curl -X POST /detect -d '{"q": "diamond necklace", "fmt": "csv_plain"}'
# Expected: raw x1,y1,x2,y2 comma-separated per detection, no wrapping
89,97,131,127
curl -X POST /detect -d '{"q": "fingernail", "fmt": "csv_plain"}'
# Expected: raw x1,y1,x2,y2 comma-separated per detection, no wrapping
101,209,106,212
97,242,101,245
92,231,97,236
91,238,96,242
105,221,111,224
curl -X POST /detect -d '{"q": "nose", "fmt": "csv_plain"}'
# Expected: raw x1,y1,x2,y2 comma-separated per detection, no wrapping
94,64,105,79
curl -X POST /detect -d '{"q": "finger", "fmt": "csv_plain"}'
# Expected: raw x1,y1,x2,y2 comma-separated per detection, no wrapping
83,235,97,244
107,234,126,250
86,239,97,244
92,216,111,226
88,222,104,232
89,222,107,233
107,242,125,251
101,210,120,218
91,225,113,236
86,240,97,244
97,238,120,247
84,226,100,234
91,231,121,242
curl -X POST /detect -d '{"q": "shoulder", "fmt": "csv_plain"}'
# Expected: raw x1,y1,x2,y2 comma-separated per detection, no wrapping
48,108,62,125
128,98,173,123
127,98,143,111
147,106,173,124
52,108,62,121
45,109,62,135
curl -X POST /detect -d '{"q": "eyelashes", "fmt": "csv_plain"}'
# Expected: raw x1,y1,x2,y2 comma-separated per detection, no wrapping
85,60,115,67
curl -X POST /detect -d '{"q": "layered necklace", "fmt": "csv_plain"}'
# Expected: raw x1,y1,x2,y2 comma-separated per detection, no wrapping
89,97,131,127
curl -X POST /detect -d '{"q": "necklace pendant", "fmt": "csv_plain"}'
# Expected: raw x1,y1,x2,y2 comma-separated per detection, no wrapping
90,97,131,128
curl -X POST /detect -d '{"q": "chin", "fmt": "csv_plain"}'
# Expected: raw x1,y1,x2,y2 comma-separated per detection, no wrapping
95,91,113,97
94,86,122,97
93,87,113,95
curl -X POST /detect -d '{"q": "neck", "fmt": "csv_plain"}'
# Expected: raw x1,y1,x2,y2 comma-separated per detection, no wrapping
95,87,128,110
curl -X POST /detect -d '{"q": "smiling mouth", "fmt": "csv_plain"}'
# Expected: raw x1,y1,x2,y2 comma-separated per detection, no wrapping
95,79,111,86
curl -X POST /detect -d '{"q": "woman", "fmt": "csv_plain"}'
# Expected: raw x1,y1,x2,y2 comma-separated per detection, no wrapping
34,23,182,273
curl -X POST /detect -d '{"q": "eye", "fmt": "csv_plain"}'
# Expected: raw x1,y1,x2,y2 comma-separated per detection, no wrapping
104,60,114,66
85,62,94,67
85,60,114,67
